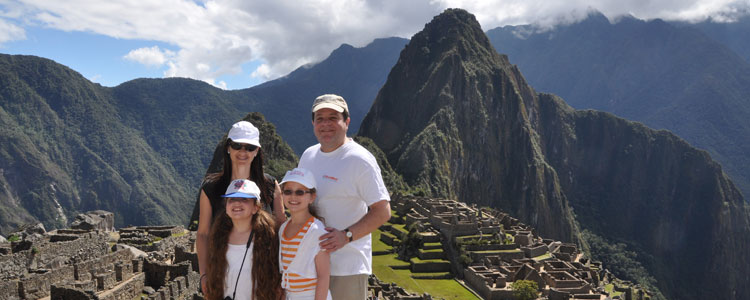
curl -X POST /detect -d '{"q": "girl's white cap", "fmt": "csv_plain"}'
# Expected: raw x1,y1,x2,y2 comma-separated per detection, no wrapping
280,168,317,189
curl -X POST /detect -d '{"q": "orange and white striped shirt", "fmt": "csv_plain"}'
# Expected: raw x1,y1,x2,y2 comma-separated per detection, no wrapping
280,217,317,293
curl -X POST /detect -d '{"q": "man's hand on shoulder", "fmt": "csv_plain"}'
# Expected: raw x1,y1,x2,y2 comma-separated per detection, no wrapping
319,227,348,252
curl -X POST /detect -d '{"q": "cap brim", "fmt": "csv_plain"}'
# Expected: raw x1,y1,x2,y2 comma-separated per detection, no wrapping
221,192,259,199
279,179,315,189
229,139,261,147
312,103,345,113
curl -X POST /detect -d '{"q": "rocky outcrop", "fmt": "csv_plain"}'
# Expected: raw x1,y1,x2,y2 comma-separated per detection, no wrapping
71,210,114,231
360,8,579,243
359,8,750,300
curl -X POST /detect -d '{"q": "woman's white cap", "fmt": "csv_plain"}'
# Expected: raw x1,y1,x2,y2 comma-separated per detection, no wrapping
227,121,260,147
280,168,317,189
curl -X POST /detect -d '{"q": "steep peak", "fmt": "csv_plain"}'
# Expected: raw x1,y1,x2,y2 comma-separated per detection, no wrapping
407,8,497,63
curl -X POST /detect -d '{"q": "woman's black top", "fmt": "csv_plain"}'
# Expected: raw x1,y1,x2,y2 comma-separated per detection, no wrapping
187,173,276,229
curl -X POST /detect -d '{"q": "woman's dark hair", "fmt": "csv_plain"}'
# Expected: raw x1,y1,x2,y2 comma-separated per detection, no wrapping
205,138,272,209
205,204,280,300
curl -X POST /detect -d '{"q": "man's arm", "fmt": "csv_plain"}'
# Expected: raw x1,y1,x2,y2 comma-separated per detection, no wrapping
319,200,391,251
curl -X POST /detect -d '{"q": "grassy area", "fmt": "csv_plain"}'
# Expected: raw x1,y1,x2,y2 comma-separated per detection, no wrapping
532,252,553,261
374,253,479,300
372,229,394,253
372,229,479,300
419,248,444,253
604,283,623,298
471,249,522,254
410,257,450,264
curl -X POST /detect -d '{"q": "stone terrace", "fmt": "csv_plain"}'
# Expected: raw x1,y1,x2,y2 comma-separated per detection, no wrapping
388,193,652,300
0,212,199,300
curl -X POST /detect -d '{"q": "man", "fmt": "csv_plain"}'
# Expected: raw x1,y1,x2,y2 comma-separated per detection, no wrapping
298,94,391,299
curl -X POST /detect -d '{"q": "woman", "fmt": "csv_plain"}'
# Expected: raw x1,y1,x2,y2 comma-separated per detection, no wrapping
204,179,281,300
197,120,285,294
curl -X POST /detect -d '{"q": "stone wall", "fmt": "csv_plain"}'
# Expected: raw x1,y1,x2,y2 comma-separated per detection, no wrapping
100,272,145,300
18,265,75,299
0,280,19,300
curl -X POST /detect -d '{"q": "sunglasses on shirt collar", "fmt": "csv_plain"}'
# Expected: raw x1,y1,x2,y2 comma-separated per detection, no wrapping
229,141,258,152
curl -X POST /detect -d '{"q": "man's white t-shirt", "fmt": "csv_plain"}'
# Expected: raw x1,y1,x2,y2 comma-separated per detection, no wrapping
225,243,254,299
298,139,390,276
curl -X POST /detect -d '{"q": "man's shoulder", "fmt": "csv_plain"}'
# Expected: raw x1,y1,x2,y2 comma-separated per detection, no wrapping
299,144,322,161
344,141,379,165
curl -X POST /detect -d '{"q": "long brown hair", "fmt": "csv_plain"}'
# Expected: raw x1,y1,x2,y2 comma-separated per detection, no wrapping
205,204,281,300
206,138,272,208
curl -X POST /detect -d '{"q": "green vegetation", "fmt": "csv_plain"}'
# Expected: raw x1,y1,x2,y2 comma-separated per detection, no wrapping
7,234,20,242
510,280,538,300
582,230,664,300
604,283,623,298
372,253,478,300
396,222,423,260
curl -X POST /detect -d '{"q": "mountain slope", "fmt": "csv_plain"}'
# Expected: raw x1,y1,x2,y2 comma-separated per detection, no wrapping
360,9,750,300
0,55,193,232
234,37,408,153
486,12,750,199
676,15,750,63
0,55,299,234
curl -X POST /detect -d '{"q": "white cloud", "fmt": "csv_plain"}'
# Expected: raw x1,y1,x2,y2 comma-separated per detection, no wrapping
0,18,25,44
123,46,173,66
3,0,748,87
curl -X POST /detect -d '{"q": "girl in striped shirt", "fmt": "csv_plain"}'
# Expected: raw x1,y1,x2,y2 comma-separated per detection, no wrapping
279,168,332,300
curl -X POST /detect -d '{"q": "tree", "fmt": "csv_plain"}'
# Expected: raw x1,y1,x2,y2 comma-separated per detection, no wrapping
510,280,538,300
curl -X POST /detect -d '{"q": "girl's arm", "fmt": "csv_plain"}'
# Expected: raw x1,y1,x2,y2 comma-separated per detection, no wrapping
314,250,331,300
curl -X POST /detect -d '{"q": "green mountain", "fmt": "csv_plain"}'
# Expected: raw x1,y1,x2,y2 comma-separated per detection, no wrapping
0,37,404,234
359,9,750,300
232,37,408,153
0,55,194,232
0,55,297,234
485,12,750,200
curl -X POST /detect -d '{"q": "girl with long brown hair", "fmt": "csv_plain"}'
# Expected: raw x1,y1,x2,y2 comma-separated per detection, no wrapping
204,179,281,300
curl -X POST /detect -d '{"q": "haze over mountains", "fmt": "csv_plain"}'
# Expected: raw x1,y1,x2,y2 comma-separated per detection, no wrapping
486,12,750,199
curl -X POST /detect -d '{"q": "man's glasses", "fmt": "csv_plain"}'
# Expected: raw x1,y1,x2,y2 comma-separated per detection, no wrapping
282,189,313,196
229,142,258,152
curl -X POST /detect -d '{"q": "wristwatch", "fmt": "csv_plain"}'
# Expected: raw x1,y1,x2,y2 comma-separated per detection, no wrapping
343,228,353,242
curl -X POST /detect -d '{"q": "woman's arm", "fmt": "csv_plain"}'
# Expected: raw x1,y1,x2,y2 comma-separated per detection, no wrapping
314,250,331,300
272,180,286,228
196,189,212,294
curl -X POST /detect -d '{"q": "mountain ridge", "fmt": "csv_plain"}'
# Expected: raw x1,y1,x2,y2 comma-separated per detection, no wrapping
486,12,750,200
360,8,750,300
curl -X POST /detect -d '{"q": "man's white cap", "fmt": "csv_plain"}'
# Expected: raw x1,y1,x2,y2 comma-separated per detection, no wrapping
312,94,349,115
280,168,317,189
227,121,261,147
222,179,261,202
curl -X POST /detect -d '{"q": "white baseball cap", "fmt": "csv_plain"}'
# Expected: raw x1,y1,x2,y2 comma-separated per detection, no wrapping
222,179,261,201
227,121,261,147
280,168,317,189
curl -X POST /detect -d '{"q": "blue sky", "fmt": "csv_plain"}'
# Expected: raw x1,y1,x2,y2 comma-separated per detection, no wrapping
1,26,265,88
1,0,747,90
